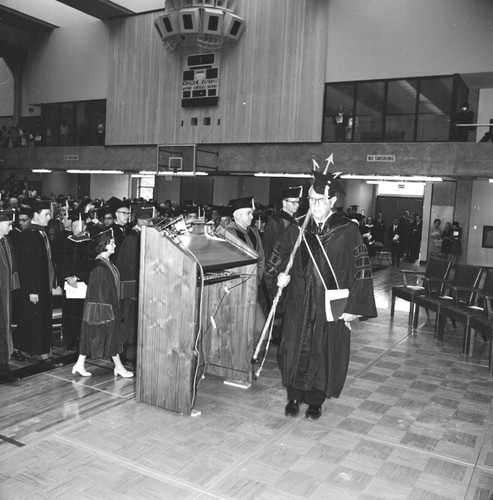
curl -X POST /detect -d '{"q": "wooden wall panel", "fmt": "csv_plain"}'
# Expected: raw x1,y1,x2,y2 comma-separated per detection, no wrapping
106,0,329,146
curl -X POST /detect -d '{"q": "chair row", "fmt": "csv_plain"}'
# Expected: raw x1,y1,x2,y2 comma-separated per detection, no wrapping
391,260,493,371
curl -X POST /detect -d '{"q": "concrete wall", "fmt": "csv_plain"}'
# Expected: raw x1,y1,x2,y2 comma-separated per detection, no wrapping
23,21,109,106
326,0,493,82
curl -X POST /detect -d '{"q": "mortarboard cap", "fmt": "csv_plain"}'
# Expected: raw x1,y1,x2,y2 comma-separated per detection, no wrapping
281,186,303,199
0,209,15,222
18,206,33,218
30,199,52,213
229,197,255,213
219,205,233,217
134,206,154,220
92,226,114,252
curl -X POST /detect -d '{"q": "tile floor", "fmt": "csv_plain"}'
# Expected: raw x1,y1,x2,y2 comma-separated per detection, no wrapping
1,265,493,499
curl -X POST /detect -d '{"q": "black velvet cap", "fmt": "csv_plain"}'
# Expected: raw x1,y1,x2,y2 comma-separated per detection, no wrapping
229,197,255,212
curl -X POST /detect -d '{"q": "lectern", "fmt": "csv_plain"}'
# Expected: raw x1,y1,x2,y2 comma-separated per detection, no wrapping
136,225,258,415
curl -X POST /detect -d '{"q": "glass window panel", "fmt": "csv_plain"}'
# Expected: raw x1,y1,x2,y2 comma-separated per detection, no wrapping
385,79,418,141
42,104,59,146
322,83,355,142
59,102,74,146
356,81,385,142
417,76,453,141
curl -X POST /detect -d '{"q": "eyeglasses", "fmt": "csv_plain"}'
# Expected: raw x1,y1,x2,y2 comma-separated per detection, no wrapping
308,197,327,206
103,216,114,220
285,200,300,205
116,211,129,215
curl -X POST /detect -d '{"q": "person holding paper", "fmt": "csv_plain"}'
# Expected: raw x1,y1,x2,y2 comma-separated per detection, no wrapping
268,162,377,420
72,229,133,378
53,214,96,351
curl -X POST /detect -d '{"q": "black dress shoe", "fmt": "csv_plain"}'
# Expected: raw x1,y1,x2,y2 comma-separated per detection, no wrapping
284,400,300,417
0,372,19,384
305,404,322,420
11,350,28,362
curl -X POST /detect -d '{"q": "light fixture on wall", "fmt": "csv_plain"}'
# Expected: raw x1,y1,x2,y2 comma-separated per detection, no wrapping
139,170,208,176
254,172,312,178
32,169,52,173
343,174,443,182
67,170,124,174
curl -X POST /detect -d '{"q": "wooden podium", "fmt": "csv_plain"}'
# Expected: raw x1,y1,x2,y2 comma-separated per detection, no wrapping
136,225,258,415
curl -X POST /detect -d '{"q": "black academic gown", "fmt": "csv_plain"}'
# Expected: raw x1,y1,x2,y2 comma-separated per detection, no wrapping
273,212,377,399
54,231,97,348
79,256,122,359
15,223,54,355
0,237,19,369
115,228,140,345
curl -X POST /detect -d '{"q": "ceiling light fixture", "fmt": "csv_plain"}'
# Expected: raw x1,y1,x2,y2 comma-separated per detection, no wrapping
254,172,312,178
67,169,124,174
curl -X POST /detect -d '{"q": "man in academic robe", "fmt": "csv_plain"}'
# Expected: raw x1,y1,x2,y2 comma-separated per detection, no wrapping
262,187,302,263
112,201,131,260
226,197,265,279
0,210,20,382
262,187,302,344
267,165,377,420
15,199,62,363
226,197,266,339
115,206,153,364
53,215,96,351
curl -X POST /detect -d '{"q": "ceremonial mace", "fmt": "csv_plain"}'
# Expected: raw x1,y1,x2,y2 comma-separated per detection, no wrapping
252,208,312,378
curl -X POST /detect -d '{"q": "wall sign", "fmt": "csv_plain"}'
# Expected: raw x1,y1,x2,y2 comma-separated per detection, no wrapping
367,155,395,162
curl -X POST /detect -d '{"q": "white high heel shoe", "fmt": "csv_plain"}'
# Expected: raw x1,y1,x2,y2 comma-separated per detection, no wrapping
114,367,134,378
72,365,92,377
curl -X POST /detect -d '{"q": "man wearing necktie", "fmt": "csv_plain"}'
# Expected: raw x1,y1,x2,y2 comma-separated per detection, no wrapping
270,163,377,421
388,216,404,266
15,200,62,364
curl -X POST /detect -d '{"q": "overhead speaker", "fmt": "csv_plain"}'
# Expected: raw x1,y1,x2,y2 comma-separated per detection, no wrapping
178,8,201,34
155,12,180,39
202,8,224,35
223,12,245,41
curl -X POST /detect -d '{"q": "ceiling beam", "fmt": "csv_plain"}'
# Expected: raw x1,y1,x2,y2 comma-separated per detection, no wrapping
56,0,135,20
0,5,58,33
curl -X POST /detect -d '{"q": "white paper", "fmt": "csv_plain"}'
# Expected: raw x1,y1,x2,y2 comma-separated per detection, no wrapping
64,281,87,299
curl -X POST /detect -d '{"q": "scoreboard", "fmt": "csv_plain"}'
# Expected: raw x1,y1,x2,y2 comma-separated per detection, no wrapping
182,52,220,108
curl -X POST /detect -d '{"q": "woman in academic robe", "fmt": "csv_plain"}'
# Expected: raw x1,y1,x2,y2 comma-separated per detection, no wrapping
71,229,133,378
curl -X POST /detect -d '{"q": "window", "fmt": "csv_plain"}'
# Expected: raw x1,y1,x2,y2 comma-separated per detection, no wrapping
323,75,464,142
40,100,106,147
138,176,155,200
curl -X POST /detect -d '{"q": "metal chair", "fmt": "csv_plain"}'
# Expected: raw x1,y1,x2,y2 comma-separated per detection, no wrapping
436,269,493,354
390,256,452,326
413,264,483,337
374,242,391,265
